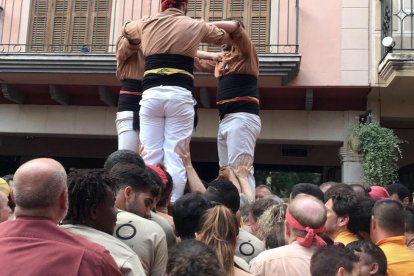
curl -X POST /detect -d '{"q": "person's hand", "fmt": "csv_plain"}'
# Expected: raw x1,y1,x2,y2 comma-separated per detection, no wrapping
211,52,227,62
234,154,253,178
138,144,147,157
177,137,192,167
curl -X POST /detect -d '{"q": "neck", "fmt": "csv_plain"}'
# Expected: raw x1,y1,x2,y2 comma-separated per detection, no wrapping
14,206,59,223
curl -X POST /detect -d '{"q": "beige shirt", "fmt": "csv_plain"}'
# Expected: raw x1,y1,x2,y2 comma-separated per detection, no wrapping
236,228,265,264
150,211,177,250
61,224,145,276
249,242,317,276
123,8,230,58
115,210,168,276
215,23,259,78
116,36,144,81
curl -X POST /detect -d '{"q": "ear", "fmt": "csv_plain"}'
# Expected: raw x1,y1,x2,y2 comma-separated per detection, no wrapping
124,186,134,200
403,197,409,206
60,189,68,212
10,189,15,204
370,263,379,275
371,215,377,231
336,267,346,276
89,204,98,221
338,215,349,228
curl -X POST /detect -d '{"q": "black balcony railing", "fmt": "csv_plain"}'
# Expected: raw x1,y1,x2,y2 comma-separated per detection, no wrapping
381,0,414,57
0,0,299,55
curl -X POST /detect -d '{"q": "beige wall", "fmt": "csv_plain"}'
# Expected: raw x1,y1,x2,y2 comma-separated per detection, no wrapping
0,105,360,144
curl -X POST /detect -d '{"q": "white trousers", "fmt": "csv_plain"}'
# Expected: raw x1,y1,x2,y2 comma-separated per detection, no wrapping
217,112,261,194
116,111,140,152
139,86,195,203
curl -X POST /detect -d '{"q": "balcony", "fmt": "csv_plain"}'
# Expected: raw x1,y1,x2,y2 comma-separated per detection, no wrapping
379,0,414,86
0,0,300,106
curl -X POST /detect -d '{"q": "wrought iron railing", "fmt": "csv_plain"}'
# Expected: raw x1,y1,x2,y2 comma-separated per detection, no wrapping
0,0,299,54
381,0,414,57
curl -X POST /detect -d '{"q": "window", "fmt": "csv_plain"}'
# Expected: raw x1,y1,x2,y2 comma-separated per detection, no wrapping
186,0,270,53
28,0,112,52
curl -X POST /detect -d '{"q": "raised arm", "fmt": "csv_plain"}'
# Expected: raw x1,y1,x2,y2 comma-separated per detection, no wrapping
177,138,206,193
209,20,239,34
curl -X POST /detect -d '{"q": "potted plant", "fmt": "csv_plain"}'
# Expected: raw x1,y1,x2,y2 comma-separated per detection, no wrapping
346,121,404,186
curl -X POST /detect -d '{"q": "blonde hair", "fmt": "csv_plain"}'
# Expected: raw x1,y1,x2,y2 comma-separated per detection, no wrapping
258,203,288,242
197,205,239,276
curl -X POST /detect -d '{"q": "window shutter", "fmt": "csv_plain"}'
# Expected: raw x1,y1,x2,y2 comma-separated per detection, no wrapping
187,0,204,20
70,0,89,52
51,0,70,52
91,0,112,52
29,0,49,51
250,0,269,53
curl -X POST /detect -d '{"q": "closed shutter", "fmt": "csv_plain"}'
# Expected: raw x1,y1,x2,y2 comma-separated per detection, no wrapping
29,0,112,52
186,0,270,53
29,0,49,51
250,0,269,53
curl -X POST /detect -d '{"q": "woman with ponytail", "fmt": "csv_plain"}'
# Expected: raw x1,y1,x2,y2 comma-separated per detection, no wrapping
197,205,252,276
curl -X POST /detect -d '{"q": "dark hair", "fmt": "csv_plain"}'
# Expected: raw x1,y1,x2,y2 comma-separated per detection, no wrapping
155,165,173,207
109,163,160,197
387,183,411,202
172,193,211,239
405,207,414,233
348,196,374,236
346,240,387,276
166,239,225,276
64,168,116,225
250,195,283,221
256,184,272,192
324,184,355,203
311,245,359,276
373,199,405,235
291,183,324,202
349,184,370,199
204,180,240,214
104,150,145,170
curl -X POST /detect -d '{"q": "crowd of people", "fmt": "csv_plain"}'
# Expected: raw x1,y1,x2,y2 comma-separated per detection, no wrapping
1,0,414,275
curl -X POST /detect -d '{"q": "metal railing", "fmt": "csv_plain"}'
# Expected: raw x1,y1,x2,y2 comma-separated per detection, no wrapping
381,0,414,57
0,0,299,54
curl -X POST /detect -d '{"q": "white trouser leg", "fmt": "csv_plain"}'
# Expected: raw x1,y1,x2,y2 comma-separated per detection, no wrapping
140,86,194,203
217,112,261,195
116,111,140,152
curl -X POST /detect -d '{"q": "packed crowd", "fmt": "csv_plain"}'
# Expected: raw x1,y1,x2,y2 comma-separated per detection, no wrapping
1,0,414,275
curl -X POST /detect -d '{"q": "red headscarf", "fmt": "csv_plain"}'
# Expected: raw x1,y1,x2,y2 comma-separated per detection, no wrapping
285,209,327,247
161,0,187,11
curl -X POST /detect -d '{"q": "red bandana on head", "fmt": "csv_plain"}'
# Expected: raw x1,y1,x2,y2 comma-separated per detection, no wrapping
285,209,327,247
146,164,168,187
161,0,182,11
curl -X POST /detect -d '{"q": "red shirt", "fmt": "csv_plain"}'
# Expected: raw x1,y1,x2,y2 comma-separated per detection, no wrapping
0,217,122,276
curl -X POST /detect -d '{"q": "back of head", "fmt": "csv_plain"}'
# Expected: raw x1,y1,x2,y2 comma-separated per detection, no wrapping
320,181,341,193
258,203,288,248
104,150,145,170
12,158,67,217
110,163,160,197
348,196,374,236
311,245,359,276
324,183,354,203
166,239,225,276
405,207,414,234
369,186,390,201
350,184,370,199
205,180,240,213
387,183,410,202
291,183,324,202
197,205,239,276
346,240,387,276
373,199,405,236
172,193,211,239
289,194,327,231
160,0,187,12
250,195,284,221
64,168,117,234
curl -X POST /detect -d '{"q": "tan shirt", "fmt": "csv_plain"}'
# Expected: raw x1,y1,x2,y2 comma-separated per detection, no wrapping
123,8,230,58
249,242,317,276
116,36,144,81
114,210,168,276
215,24,259,78
236,228,265,264
61,224,145,276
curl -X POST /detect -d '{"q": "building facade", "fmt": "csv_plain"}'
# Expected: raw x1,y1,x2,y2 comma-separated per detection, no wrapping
0,0,391,186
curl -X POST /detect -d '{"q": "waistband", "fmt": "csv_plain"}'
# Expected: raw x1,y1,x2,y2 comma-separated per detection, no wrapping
217,74,259,101
143,54,194,92
217,96,260,105
121,79,142,92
